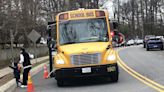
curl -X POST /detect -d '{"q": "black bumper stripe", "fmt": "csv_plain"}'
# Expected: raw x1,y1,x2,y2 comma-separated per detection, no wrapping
55,64,118,79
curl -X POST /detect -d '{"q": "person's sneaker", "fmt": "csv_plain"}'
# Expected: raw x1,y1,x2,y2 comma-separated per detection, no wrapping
20,85,27,88
18,82,22,87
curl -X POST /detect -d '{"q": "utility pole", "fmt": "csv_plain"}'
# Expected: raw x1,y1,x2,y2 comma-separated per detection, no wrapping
10,30,14,63
117,0,120,24
131,0,135,37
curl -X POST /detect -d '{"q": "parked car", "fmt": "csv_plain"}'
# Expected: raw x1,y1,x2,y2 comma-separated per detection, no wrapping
126,39,135,46
134,39,143,45
156,36,164,39
40,37,47,44
143,35,155,48
146,38,164,51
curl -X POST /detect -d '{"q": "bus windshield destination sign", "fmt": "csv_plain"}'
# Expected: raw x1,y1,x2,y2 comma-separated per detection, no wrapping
70,12,94,19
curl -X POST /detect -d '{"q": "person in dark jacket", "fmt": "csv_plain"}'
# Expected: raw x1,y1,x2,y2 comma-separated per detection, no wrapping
9,62,22,87
19,48,34,88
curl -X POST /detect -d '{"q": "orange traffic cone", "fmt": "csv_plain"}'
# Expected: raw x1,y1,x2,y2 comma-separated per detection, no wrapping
27,73,34,92
43,64,48,79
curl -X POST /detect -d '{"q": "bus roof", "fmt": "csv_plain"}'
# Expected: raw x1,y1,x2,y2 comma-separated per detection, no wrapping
57,9,106,15
56,9,108,21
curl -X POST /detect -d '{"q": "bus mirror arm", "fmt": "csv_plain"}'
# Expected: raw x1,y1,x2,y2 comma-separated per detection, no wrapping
106,44,111,50
110,38,112,42
48,21,56,25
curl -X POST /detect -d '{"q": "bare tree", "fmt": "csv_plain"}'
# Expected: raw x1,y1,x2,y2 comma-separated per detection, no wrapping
113,0,164,39
0,0,99,48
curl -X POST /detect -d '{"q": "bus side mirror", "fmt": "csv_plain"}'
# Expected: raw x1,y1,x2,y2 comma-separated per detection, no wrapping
53,41,57,51
111,31,123,44
47,21,57,50
51,40,57,56
47,39,57,49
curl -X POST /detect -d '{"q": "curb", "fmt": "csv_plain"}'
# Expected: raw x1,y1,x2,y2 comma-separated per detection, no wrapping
0,61,49,92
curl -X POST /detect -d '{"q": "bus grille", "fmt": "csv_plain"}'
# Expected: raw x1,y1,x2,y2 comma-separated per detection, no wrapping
71,53,101,65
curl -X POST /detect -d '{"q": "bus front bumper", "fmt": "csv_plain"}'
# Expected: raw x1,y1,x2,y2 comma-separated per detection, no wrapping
54,64,118,80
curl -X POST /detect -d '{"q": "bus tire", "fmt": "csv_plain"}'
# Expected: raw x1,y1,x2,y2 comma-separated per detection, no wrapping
161,47,163,50
57,79,64,87
143,44,145,48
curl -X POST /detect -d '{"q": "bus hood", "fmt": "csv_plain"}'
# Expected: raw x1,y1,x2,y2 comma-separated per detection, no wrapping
58,42,110,55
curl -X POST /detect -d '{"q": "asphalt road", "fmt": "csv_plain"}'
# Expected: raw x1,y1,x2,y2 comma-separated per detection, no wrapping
118,45,164,86
14,45,163,92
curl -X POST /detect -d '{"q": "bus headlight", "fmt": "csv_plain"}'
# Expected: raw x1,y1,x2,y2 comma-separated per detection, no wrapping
107,55,116,61
56,59,65,65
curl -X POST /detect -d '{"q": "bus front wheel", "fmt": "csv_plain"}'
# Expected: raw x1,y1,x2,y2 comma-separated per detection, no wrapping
57,79,64,87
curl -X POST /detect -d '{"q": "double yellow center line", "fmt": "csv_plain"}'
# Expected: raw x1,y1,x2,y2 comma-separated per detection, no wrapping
116,49,164,92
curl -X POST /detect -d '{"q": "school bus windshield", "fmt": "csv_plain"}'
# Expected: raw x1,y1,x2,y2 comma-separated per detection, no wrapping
59,18,109,45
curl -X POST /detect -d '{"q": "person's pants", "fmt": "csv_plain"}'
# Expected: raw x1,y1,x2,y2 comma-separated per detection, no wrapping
22,67,31,85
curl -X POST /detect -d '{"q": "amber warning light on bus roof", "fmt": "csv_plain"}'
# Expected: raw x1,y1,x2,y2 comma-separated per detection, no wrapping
59,13,68,20
95,11,105,17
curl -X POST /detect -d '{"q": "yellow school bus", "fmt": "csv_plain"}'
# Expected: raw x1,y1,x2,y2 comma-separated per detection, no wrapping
53,9,119,86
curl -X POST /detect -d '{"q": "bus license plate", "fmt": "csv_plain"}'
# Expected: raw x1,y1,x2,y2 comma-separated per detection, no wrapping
82,67,91,73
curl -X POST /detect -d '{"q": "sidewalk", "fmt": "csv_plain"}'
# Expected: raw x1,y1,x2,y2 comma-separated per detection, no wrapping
0,56,49,92
0,56,49,79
